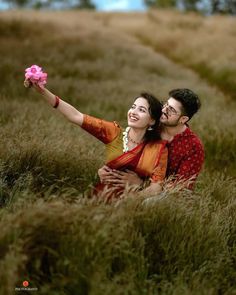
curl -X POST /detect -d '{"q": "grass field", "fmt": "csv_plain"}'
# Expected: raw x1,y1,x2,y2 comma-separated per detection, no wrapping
0,10,236,295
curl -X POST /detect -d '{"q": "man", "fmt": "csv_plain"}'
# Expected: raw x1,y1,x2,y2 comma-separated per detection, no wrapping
98,88,204,191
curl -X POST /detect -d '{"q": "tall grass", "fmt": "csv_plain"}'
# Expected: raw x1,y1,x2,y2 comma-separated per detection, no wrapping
0,178,235,294
105,10,236,100
0,10,235,294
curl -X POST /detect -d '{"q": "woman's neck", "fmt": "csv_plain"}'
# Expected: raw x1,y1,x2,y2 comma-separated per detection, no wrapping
128,127,146,145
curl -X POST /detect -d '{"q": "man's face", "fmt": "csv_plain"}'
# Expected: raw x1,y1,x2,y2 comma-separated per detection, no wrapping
160,97,184,127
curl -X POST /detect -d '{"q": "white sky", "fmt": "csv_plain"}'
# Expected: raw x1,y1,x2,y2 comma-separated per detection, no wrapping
93,0,146,11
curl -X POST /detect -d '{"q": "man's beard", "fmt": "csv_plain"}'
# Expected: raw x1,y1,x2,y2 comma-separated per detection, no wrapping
162,121,180,127
160,114,181,127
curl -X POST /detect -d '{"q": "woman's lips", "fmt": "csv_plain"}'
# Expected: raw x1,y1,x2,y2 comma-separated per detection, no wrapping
129,115,138,121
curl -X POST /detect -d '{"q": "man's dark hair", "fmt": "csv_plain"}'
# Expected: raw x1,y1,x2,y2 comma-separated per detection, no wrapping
136,92,162,141
169,88,201,120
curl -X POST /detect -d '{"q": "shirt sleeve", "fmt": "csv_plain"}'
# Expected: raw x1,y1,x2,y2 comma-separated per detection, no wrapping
150,146,168,183
175,140,204,189
81,114,121,144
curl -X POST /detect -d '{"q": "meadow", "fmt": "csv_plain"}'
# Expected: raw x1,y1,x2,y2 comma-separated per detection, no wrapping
0,10,235,295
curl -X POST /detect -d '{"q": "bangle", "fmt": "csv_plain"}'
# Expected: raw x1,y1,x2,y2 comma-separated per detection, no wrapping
53,96,60,108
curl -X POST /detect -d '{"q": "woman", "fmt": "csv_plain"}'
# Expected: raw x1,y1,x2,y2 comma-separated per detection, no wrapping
24,79,168,201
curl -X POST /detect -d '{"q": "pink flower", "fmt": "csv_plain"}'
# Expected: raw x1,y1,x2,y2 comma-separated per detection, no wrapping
25,65,47,87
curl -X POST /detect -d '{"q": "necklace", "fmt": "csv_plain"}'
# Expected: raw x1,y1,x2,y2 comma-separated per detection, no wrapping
123,127,143,152
123,127,130,153
128,133,142,145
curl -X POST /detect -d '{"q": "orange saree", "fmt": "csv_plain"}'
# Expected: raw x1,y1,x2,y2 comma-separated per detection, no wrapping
82,114,168,200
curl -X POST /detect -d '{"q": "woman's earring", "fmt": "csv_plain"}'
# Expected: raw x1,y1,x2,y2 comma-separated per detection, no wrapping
147,126,153,131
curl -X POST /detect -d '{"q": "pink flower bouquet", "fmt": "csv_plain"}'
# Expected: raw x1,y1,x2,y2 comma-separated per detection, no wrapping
25,65,47,87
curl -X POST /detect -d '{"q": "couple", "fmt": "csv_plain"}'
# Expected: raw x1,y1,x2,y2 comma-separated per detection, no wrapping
98,88,204,196
24,79,204,200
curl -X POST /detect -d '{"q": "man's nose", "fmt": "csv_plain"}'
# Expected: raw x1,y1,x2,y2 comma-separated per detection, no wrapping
162,107,168,117
162,108,167,114
162,105,167,111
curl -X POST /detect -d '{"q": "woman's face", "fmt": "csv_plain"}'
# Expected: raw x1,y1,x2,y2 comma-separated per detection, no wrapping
127,97,155,129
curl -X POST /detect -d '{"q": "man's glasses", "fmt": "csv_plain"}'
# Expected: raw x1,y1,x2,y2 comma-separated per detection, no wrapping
162,103,181,116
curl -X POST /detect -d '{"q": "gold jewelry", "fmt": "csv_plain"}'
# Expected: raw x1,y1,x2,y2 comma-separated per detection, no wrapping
123,127,143,152
128,133,143,145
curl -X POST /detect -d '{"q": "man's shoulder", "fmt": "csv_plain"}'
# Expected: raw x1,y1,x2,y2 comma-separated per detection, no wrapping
185,128,204,150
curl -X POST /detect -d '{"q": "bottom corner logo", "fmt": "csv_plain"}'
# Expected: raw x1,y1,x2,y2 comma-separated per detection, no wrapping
22,281,29,287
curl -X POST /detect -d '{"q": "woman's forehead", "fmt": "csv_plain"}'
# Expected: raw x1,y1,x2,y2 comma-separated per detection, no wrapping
133,97,149,107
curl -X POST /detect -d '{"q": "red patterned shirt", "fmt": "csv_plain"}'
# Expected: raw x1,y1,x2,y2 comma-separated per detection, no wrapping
166,127,204,189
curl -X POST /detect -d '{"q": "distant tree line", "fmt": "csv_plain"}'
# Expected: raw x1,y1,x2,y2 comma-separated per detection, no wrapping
4,0,95,9
3,0,236,14
145,0,236,14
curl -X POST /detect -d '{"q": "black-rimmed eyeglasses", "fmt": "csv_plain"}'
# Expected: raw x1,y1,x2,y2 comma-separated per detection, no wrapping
162,103,181,116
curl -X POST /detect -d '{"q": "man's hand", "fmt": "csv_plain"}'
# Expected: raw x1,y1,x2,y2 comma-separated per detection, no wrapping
98,166,143,188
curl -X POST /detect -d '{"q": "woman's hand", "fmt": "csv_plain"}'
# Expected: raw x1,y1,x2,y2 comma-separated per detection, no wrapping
24,79,32,88
109,170,143,187
24,79,45,94
98,165,113,183
98,166,143,188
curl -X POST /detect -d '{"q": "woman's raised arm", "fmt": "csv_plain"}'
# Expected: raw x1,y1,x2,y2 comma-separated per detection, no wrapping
24,80,84,126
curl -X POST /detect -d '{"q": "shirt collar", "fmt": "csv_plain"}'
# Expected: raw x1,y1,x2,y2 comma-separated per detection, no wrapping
172,126,193,141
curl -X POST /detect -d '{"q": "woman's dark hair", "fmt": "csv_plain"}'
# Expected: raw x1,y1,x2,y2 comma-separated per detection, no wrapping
169,88,201,120
136,92,162,141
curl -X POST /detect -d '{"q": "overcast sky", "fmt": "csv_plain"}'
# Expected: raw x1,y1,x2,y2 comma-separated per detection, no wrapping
93,0,146,11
